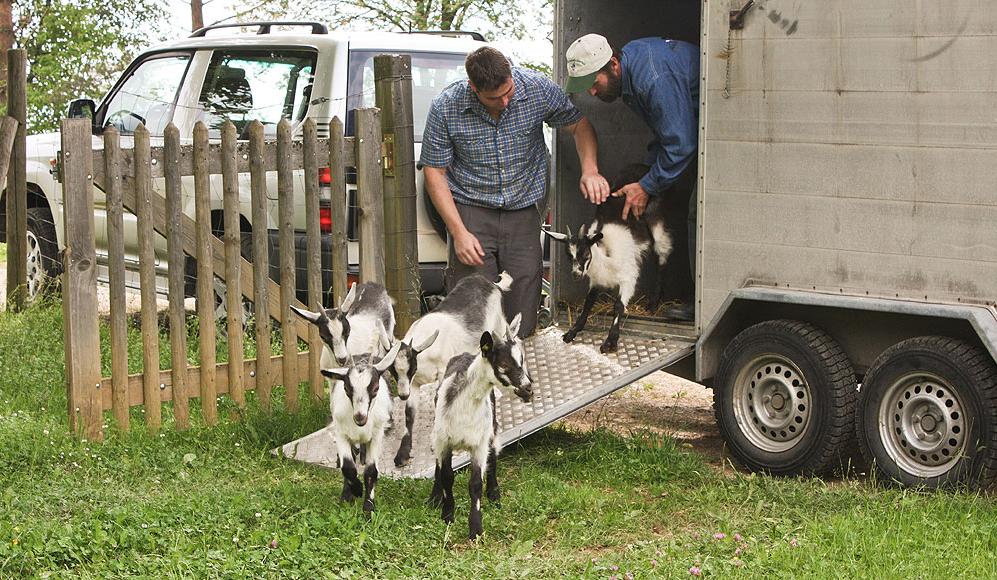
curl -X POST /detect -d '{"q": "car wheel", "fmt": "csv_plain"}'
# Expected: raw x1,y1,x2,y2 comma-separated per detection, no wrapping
714,319,858,476
25,207,61,301
857,336,997,489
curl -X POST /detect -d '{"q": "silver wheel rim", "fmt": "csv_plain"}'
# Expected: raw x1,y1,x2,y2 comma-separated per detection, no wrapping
878,371,967,478
25,229,44,300
732,354,812,452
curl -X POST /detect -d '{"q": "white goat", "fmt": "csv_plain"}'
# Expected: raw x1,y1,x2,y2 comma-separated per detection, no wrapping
319,340,402,517
546,193,671,353
429,314,533,540
291,281,395,367
387,272,514,467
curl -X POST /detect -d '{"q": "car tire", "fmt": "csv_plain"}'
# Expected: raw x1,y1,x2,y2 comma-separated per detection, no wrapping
714,319,858,476
856,336,997,490
25,207,61,301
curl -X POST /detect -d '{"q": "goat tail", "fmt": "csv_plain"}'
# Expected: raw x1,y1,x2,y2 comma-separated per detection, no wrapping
495,271,514,292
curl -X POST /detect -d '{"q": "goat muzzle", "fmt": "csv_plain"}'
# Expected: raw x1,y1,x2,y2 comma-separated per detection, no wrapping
353,412,368,427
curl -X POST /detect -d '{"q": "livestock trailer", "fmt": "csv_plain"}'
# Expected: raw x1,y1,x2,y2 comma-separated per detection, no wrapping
284,0,997,489
549,0,997,489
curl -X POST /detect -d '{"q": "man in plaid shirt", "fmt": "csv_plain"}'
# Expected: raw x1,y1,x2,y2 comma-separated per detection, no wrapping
420,46,608,337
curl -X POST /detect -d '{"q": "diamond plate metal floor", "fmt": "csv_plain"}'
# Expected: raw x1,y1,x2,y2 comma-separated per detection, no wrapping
276,326,695,478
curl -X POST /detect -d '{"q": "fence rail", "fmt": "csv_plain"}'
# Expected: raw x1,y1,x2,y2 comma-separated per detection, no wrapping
60,54,419,440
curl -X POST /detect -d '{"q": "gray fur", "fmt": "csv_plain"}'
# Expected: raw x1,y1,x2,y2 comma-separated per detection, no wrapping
433,275,497,330
347,282,394,331
442,353,475,409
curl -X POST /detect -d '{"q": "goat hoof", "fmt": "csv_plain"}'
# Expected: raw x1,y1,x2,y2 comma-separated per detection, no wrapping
562,331,577,343
599,341,618,354
363,500,375,518
394,452,411,467
487,488,501,503
469,527,483,541
427,493,444,508
442,511,455,524
340,491,356,503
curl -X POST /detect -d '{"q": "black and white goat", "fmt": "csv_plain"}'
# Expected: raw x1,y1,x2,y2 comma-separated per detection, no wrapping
319,339,402,516
429,314,533,540
388,272,514,467
290,281,395,366
546,187,672,353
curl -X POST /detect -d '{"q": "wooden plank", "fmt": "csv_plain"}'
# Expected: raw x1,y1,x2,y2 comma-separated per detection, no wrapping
221,121,245,407
164,123,189,429
375,55,420,336
134,125,162,432
103,127,129,431
92,136,356,185
277,119,299,411
0,117,19,207
248,121,273,411
329,117,349,306
60,118,103,442
99,351,314,409
355,108,386,285
303,118,323,400
193,122,217,425
5,49,26,311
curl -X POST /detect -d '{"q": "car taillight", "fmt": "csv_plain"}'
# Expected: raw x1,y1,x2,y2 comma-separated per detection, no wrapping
319,167,332,185
320,206,332,233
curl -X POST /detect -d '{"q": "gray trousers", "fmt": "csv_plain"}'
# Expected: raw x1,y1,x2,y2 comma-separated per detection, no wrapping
446,203,543,338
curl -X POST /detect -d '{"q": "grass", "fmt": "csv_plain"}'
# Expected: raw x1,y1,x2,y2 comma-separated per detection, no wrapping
2,302,997,577
0,242,6,263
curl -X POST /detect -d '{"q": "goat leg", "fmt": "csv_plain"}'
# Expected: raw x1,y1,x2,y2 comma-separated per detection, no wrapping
563,288,599,343
362,463,378,518
468,458,485,540
600,295,626,353
485,444,501,504
440,450,456,524
394,397,417,467
428,463,445,508
340,456,363,502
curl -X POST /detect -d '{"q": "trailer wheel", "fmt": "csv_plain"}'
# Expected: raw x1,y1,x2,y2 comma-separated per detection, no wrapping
856,336,997,489
714,320,858,476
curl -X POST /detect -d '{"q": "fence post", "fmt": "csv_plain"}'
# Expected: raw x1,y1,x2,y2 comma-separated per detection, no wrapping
355,108,385,285
277,119,299,411
374,55,420,336
329,118,348,305
247,121,272,411
5,49,26,310
164,124,189,429
221,122,245,408
60,118,102,441
302,118,323,401
134,124,161,432
193,122,217,425
103,127,129,431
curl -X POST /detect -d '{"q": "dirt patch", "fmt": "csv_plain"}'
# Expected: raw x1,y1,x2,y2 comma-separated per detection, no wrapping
556,370,726,466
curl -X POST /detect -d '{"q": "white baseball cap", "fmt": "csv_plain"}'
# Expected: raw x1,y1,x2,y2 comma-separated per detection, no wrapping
564,34,613,93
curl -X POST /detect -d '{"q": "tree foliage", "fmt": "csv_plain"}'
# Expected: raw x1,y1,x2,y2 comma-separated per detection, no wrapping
14,0,166,132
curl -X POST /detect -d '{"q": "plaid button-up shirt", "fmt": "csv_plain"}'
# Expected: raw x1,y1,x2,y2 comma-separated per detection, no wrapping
419,67,582,210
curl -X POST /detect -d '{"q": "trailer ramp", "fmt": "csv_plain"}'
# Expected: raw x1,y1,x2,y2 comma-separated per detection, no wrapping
277,327,695,478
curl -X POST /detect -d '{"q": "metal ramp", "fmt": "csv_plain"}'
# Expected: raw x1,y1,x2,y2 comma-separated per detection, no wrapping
276,326,695,478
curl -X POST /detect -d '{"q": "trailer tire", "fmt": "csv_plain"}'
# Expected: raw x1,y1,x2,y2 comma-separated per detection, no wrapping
714,319,858,476
856,336,997,490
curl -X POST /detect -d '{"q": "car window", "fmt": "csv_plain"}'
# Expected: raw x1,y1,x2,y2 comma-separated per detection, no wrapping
346,50,467,141
101,53,192,135
197,49,317,137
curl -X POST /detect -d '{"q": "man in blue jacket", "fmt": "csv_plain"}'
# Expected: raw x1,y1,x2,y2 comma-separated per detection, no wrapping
565,34,700,322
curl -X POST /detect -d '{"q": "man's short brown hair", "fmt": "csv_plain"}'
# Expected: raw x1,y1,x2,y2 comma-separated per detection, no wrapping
465,46,512,92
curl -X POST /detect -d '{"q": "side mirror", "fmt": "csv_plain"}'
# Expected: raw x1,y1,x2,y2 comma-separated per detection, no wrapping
67,99,96,120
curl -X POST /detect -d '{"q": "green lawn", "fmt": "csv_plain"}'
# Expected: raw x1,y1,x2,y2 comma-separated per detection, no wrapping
0,242,6,263
1,303,996,577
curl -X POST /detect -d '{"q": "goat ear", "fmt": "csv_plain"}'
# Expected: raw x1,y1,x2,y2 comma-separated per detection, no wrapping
339,282,358,312
290,305,322,324
544,229,569,243
320,367,350,382
480,331,494,354
374,341,402,372
589,232,604,244
413,329,439,353
508,313,522,339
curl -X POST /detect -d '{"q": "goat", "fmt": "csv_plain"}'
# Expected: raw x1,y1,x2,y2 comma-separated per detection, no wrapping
429,314,533,540
290,281,395,366
319,340,402,517
546,173,672,353
388,271,514,467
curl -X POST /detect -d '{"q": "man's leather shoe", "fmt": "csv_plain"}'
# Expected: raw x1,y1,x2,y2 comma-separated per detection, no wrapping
663,302,694,322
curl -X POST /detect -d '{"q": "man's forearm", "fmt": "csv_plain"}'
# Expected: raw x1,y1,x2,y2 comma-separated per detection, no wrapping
423,166,468,236
569,117,600,174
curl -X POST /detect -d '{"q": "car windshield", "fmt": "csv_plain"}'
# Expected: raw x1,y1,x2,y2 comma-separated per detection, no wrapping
101,53,192,135
347,50,467,141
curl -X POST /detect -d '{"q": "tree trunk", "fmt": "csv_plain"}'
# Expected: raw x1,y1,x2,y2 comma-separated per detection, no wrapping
0,0,12,109
190,0,204,32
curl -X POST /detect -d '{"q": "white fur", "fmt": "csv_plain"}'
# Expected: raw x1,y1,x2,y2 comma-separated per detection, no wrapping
586,222,649,306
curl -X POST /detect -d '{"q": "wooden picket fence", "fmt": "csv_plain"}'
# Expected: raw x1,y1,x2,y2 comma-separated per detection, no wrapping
60,55,421,441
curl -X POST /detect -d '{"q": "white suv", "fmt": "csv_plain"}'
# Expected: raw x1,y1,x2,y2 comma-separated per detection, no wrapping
6,22,483,303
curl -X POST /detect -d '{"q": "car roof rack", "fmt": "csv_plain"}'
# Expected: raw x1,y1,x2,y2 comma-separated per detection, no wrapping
190,21,329,38
406,30,486,42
